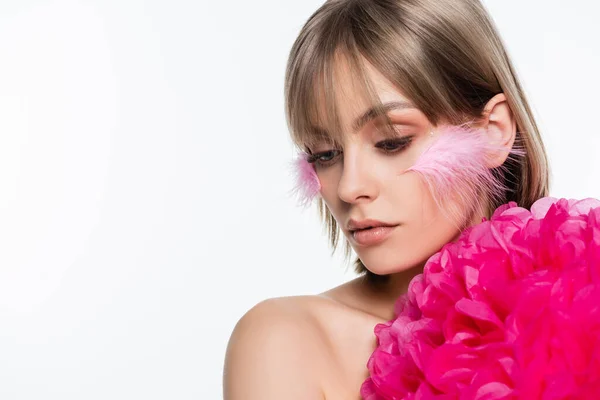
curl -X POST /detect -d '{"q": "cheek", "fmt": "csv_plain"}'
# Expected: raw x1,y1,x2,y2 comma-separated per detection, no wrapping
397,174,462,238
353,175,463,275
404,176,438,224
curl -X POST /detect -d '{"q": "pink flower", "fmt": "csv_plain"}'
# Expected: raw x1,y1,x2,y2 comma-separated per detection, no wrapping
361,197,600,400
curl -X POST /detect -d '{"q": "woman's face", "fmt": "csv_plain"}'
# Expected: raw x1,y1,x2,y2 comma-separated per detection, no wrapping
310,60,482,276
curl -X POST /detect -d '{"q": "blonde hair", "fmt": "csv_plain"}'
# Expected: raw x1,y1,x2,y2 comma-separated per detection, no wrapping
283,0,550,278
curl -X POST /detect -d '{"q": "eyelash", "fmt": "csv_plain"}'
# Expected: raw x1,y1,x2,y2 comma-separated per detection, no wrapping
306,136,414,167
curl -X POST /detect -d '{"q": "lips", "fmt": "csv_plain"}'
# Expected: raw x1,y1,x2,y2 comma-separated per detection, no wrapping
347,218,398,233
346,218,400,246
353,226,381,231
351,225,398,246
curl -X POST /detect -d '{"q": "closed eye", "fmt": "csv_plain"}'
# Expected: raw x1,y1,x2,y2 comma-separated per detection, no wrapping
306,136,414,167
376,136,414,153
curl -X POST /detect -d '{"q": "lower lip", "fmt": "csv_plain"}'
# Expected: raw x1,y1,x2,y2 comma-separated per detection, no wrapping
351,226,398,246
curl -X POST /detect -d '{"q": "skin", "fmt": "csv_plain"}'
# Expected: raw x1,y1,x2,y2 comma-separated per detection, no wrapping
223,57,517,399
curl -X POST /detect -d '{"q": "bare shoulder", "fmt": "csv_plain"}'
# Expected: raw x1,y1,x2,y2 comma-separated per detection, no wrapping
223,285,389,400
223,296,328,400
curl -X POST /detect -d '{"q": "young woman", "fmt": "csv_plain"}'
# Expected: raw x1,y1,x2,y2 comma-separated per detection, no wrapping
224,0,550,398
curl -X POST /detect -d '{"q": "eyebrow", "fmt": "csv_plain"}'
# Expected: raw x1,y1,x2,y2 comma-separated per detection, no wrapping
309,100,415,137
352,100,415,132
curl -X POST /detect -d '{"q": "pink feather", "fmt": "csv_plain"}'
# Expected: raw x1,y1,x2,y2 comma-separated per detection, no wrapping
289,153,321,208
289,123,525,216
405,123,526,229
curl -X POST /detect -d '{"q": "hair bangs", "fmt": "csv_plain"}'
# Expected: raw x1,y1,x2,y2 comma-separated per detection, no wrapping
286,24,398,153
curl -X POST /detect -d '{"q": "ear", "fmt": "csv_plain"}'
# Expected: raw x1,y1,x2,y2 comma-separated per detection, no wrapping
478,93,517,168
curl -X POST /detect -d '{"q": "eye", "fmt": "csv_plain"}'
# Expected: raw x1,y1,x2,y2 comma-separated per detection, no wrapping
306,149,342,167
376,136,414,153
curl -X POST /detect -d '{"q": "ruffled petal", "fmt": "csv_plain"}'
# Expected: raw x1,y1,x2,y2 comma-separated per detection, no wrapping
363,196,600,399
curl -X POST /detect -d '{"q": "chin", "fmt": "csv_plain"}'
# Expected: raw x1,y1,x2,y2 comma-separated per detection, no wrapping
357,236,449,276
358,250,429,276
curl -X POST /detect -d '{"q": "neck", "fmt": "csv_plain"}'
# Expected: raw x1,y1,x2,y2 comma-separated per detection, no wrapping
380,261,426,303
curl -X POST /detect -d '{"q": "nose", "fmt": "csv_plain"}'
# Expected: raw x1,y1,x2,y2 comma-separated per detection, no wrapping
336,149,378,204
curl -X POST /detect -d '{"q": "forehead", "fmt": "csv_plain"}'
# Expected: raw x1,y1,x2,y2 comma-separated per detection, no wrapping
339,56,408,104
305,55,414,145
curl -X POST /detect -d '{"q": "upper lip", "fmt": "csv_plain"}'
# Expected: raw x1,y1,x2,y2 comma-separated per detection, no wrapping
346,218,399,232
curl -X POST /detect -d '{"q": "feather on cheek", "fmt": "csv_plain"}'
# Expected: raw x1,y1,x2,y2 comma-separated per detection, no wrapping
289,152,321,208
405,124,525,228
289,124,525,213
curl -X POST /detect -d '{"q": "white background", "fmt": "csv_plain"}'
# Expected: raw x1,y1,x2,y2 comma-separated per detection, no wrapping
0,0,599,398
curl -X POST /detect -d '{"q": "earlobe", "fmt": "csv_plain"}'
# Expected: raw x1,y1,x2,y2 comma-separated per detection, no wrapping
481,93,517,169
